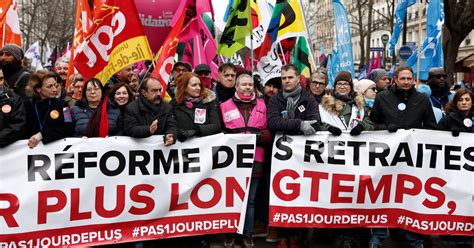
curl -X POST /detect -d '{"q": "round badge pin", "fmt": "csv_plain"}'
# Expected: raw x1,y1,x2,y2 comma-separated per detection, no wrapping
50,110,59,119
463,118,472,128
2,104,12,114
398,103,406,111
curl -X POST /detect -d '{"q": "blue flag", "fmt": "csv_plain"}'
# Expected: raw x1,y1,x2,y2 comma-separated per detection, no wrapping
333,0,354,76
327,50,340,89
389,0,416,55
406,0,444,80
223,0,235,22
358,65,367,80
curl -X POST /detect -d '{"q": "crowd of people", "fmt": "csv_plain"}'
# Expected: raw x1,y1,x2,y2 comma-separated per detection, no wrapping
1,43,473,248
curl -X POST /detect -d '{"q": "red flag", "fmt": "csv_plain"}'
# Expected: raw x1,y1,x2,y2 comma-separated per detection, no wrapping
150,4,186,98
0,0,22,47
74,0,153,84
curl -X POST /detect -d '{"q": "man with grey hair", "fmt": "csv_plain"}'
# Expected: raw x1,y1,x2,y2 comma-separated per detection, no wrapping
54,56,69,84
220,73,272,248
0,44,31,98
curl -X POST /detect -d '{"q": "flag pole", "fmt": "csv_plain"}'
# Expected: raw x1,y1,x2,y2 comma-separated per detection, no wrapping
279,41,287,64
2,23,5,46
415,0,423,90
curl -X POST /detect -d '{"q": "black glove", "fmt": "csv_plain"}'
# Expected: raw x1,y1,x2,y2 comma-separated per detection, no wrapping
451,127,460,137
328,125,342,136
311,121,321,132
350,123,364,136
387,124,398,133
178,129,197,142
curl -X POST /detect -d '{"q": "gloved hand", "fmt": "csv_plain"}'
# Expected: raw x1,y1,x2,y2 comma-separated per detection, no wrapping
387,124,398,133
300,120,317,136
310,120,320,132
328,125,342,136
451,127,460,137
178,129,197,142
350,123,364,136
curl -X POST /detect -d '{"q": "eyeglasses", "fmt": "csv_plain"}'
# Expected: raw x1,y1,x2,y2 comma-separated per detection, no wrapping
0,51,12,56
311,81,327,87
433,74,447,79
335,82,351,87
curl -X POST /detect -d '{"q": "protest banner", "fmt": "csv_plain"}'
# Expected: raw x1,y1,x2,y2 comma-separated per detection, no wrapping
0,134,255,247
270,129,474,236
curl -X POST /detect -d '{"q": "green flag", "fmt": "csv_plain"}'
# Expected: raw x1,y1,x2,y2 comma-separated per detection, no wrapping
217,0,252,58
293,37,314,78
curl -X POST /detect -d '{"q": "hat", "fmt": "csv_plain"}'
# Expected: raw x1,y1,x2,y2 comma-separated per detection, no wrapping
194,64,211,73
369,69,388,83
172,61,192,72
334,71,353,89
354,79,376,94
1,44,24,61
265,77,282,90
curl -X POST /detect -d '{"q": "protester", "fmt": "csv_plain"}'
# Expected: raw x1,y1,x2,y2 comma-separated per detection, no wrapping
216,63,237,103
267,64,321,247
70,74,84,101
427,67,452,111
167,61,192,99
262,77,281,105
220,73,272,248
71,78,122,137
172,72,221,142
0,44,31,98
54,57,69,84
319,71,373,137
129,72,140,97
108,82,135,114
369,68,390,93
307,69,328,105
438,89,474,135
369,66,437,248
0,69,26,147
24,70,74,148
354,78,377,113
123,77,177,146
105,65,133,93
194,63,215,90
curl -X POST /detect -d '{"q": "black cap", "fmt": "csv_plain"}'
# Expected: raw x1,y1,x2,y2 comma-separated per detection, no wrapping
172,61,192,72
265,77,282,90
194,64,211,73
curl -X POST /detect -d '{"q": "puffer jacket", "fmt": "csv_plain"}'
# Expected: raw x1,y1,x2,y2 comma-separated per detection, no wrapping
71,99,122,136
438,109,473,133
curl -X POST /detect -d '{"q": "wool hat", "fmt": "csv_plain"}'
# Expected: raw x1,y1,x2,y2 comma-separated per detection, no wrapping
172,61,192,72
334,71,353,89
1,44,24,62
265,77,282,90
354,79,376,94
194,64,211,73
369,69,388,83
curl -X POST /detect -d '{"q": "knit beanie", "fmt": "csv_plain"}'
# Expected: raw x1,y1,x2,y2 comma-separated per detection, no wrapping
334,71,353,89
1,44,24,62
354,79,376,94
369,69,388,83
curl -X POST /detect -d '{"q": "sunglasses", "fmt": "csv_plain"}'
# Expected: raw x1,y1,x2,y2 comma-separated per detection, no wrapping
433,74,447,79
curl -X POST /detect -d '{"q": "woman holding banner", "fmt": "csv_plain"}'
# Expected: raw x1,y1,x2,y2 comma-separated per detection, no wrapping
71,78,122,137
438,89,474,136
24,70,74,148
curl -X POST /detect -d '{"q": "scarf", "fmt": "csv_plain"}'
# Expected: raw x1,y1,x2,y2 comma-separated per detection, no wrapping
139,95,161,113
234,91,256,103
98,100,109,137
282,84,302,119
185,96,202,109
216,83,235,103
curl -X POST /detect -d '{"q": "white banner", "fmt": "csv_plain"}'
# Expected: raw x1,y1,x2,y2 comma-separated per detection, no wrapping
257,43,282,85
270,129,474,236
0,134,255,247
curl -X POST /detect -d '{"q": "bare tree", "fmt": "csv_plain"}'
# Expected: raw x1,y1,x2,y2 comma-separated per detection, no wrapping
443,0,474,84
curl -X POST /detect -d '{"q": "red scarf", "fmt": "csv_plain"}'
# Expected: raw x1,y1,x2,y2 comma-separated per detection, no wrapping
98,100,109,137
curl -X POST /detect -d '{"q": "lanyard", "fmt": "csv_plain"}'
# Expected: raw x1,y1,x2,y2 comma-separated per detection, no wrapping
34,100,51,132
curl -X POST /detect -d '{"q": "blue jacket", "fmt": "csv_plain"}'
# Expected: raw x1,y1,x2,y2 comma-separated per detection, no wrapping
71,99,122,136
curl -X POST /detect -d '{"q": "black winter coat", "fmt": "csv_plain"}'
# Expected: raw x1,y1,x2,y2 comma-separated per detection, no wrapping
438,110,473,133
267,89,321,135
171,94,221,136
24,98,74,144
123,97,177,138
370,85,437,130
0,88,26,147
3,65,30,99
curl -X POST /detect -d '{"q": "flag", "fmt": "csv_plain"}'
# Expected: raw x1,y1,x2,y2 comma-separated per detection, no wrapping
48,46,59,70
328,50,340,88
63,42,70,57
245,0,272,49
150,1,187,99
319,43,326,64
368,52,375,75
74,0,153,84
197,0,215,21
374,52,381,69
0,0,21,46
293,36,315,79
333,0,354,76
223,0,235,23
24,41,43,71
276,0,307,42
257,43,282,85
389,0,416,55
217,0,252,58
181,41,193,65
358,65,367,80
43,41,52,65
406,0,444,80
257,0,285,59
